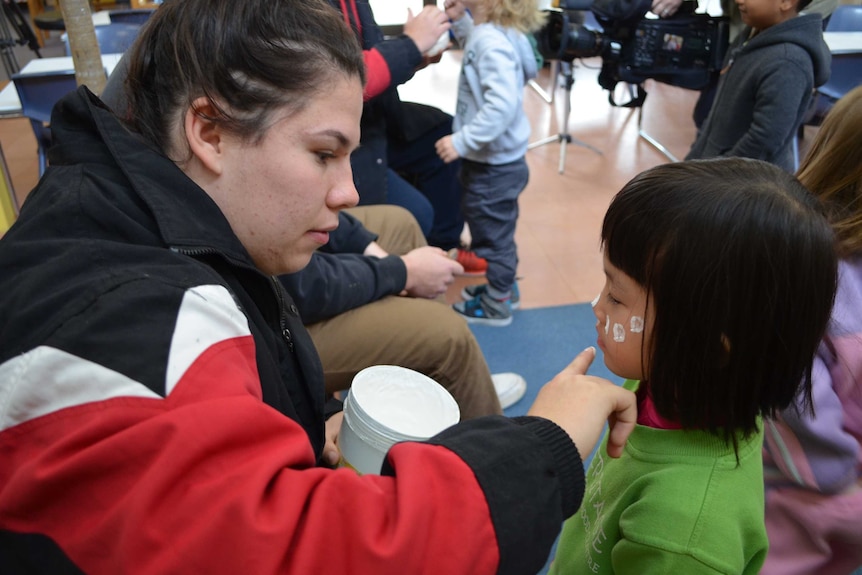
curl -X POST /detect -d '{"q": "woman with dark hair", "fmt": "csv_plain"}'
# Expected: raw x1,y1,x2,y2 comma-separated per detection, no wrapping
0,0,637,573
551,158,838,574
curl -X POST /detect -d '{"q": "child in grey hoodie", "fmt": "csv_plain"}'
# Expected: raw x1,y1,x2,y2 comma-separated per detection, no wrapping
684,0,830,171
436,0,544,326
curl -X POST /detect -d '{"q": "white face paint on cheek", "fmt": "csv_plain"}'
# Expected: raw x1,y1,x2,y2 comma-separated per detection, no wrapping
605,315,610,335
613,323,625,342
591,294,600,308
630,316,644,333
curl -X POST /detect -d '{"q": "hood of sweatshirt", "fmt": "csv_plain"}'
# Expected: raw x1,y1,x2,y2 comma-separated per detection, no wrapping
739,13,831,86
500,25,539,82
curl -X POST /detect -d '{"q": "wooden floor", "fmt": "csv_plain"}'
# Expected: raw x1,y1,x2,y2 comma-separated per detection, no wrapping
0,48,817,309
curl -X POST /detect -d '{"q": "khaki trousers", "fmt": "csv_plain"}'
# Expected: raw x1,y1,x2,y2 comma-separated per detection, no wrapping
307,205,502,419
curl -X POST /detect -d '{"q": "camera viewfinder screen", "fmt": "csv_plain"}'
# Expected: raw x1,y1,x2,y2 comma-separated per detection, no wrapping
662,33,684,52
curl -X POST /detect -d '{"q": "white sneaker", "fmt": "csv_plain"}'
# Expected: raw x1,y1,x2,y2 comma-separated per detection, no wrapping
492,372,527,410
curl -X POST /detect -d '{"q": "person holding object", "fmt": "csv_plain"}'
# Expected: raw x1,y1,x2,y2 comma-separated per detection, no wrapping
649,0,838,131
103,68,517,417
282,206,526,418
0,0,636,574
437,0,546,326
328,0,475,261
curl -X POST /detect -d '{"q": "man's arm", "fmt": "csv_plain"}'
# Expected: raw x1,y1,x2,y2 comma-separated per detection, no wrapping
280,252,407,325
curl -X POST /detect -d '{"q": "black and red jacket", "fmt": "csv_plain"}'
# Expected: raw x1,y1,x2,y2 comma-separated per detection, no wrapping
329,0,452,206
0,88,585,574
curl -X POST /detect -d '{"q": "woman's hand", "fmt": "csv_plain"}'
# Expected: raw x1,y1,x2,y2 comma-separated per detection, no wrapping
322,412,344,467
528,347,637,458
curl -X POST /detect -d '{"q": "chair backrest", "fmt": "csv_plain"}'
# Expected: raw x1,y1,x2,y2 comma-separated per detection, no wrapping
825,4,862,32
108,8,157,25
62,22,143,56
818,52,862,101
11,70,79,125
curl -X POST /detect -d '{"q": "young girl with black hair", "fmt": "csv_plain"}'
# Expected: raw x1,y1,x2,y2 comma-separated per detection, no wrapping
550,157,838,574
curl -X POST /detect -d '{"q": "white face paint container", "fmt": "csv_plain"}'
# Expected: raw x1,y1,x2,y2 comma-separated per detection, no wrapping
340,365,461,475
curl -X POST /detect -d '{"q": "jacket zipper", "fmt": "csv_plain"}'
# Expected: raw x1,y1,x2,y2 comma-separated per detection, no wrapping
269,276,294,353
172,246,294,353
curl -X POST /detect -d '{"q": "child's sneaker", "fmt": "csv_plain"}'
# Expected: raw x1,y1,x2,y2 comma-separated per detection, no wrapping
448,248,487,276
461,282,520,310
453,292,512,326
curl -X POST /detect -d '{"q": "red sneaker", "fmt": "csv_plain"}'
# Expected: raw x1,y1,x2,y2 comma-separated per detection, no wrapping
449,248,487,276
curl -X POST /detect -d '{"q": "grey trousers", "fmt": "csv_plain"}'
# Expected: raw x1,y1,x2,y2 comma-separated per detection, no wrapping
460,157,529,295
307,205,502,420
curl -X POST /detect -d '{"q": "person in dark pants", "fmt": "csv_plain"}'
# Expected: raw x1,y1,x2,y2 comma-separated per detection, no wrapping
333,0,467,253
0,0,640,573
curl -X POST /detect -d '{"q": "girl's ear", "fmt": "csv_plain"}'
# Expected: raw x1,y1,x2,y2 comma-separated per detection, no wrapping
184,97,225,176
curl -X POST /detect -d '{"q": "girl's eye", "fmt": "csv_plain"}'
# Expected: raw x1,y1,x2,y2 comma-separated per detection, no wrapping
316,151,335,164
606,292,621,305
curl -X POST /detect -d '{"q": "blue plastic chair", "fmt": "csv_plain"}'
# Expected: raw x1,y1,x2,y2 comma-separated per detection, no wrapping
824,4,862,32
108,8,157,26
11,70,79,177
794,5,862,168
62,22,142,56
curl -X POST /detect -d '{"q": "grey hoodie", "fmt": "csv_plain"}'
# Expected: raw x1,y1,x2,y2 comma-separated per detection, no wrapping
450,16,539,164
686,13,830,171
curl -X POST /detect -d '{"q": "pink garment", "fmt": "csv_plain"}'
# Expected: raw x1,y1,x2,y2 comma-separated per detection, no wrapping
762,258,862,573
761,480,862,575
636,384,682,430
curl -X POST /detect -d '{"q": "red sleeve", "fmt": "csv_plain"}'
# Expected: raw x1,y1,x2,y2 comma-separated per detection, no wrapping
363,47,392,101
0,291,499,575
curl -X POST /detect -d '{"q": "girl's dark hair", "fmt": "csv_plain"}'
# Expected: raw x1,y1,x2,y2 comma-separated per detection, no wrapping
602,158,837,449
124,0,365,156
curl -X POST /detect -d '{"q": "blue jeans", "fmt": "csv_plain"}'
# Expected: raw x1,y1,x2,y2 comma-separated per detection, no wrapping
387,122,464,251
385,169,434,238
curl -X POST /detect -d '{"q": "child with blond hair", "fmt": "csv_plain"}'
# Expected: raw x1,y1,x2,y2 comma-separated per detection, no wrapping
436,0,545,326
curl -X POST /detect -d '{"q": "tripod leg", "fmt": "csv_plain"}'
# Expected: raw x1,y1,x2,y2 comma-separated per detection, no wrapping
527,60,601,174
558,62,602,162
558,135,567,174
637,96,679,163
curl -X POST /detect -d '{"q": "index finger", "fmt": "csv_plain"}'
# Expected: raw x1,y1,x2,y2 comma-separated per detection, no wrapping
563,346,597,377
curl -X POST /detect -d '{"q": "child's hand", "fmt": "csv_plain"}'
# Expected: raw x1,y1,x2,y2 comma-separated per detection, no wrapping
435,135,461,164
443,0,466,21
528,347,637,459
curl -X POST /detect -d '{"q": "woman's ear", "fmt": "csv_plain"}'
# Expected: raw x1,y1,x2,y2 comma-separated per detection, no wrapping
184,97,225,176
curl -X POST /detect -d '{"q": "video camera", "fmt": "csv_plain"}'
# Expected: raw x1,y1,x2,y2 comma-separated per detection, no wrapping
534,0,729,100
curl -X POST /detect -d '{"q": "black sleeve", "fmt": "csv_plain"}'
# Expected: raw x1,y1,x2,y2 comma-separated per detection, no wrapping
382,415,585,575
279,252,407,325
321,211,379,255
